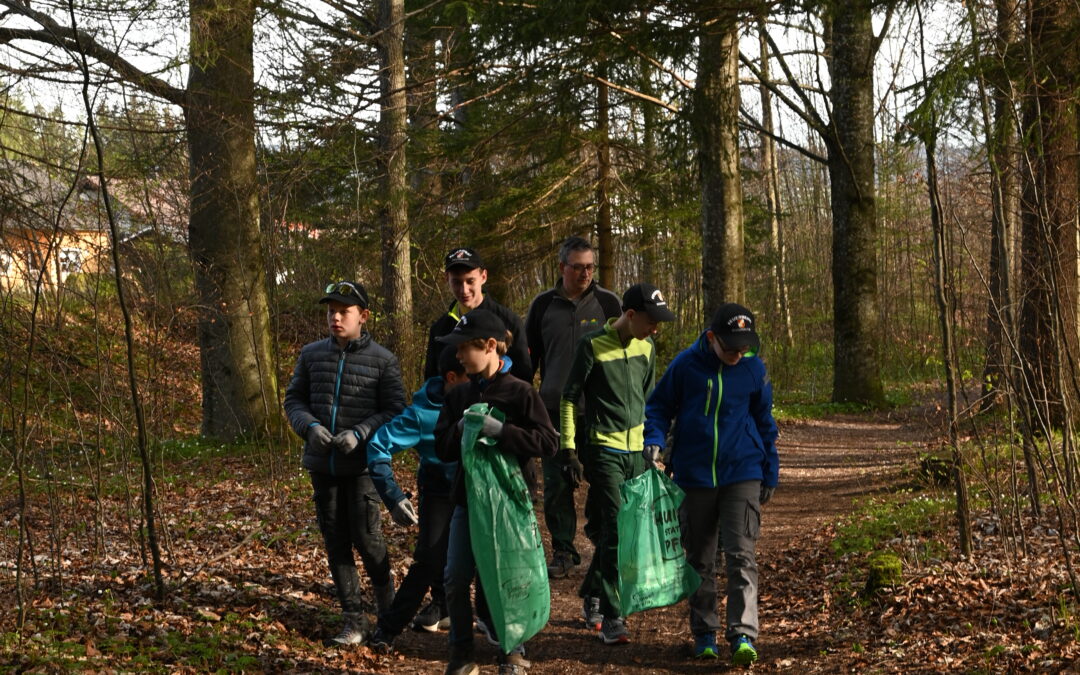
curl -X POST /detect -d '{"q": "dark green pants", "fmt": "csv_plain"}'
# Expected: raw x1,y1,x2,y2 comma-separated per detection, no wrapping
578,445,645,619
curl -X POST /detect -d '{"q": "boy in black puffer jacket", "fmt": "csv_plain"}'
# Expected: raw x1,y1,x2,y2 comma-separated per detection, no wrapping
284,280,407,646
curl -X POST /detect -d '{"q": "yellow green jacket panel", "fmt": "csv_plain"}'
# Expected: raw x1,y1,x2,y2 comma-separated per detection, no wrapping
559,318,656,452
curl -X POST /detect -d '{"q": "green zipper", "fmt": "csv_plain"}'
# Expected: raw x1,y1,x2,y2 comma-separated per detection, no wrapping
711,369,723,486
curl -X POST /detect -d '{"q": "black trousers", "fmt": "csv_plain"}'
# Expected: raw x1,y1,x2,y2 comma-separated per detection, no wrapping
310,471,392,613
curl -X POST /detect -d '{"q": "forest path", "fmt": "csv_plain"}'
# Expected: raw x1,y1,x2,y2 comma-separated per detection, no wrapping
384,408,934,674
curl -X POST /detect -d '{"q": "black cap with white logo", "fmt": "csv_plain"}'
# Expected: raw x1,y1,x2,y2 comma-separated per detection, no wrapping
622,283,676,322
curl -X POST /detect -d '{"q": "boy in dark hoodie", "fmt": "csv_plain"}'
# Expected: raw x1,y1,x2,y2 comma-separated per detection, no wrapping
366,346,468,650
644,303,779,666
433,310,558,675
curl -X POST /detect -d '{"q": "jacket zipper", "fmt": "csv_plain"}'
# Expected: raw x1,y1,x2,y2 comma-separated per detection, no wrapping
711,369,722,487
329,349,346,474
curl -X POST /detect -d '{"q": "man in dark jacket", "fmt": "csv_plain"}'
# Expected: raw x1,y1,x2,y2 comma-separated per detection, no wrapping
524,237,621,581
284,280,407,646
423,246,531,383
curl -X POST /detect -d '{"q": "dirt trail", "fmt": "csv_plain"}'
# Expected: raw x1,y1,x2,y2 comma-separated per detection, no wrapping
383,410,934,673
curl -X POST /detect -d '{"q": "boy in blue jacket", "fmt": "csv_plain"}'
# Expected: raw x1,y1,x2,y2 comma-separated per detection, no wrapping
366,346,468,650
644,303,779,666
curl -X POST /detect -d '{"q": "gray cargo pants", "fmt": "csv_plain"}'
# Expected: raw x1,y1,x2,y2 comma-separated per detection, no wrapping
681,480,761,643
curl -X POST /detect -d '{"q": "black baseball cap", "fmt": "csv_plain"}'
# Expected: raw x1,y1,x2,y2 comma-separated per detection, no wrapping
710,303,760,351
438,344,466,376
319,281,369,308
436,309,507,344
622,283,676,322
444,247,483,271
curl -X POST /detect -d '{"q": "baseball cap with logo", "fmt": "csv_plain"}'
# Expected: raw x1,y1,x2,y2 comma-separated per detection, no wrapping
709,303,760,352
435,309,507,344
622,283,676,322
444,247,484,271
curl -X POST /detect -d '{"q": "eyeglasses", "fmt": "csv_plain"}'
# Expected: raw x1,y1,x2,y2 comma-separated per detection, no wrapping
567,263,596,273
717,339,749,356
325,281,363,298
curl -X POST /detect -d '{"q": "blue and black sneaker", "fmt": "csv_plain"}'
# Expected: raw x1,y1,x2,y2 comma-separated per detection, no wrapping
693,633,719,659
731,634,758,666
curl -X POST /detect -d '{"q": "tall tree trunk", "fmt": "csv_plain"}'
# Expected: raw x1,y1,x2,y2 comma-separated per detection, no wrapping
694,12,744,309
980,0,1021,408
826,1,885,405
377,0,413,368
1019,0,1079,429
187,0,278,440
758,19,793,347
596,70,614,288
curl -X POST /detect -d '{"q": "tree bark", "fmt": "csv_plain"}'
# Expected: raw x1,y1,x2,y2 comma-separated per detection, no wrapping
376,0,413,368
826,1,885,405
694,13,744,309
187,0,279,440
1018,0,1079,429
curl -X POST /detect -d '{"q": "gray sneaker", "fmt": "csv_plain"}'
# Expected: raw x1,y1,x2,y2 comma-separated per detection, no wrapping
581,596,602,631
327,612,370,646
599,616,630,645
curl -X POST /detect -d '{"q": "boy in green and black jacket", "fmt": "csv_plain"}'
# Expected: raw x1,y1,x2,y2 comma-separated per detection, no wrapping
559,283,675,645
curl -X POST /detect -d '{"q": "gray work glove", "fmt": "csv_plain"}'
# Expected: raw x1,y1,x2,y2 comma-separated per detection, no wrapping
307,424,333,454
390,498,419,527
477,413,504,439
643,444,663,468
760,485,775,505
333,430,360,455
562,449,584,488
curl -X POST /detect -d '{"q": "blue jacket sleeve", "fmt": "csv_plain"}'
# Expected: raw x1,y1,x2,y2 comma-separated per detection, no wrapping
366,406,423,508
644,355,680,449
750,362,779,487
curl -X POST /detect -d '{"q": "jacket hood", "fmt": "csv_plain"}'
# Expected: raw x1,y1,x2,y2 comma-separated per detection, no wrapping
419,376,446,407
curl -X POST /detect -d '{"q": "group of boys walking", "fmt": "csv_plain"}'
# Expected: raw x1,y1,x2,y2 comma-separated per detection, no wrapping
283,237,779,675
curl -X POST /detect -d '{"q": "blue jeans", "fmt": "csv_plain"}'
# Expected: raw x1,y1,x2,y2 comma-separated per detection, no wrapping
444,505,524,655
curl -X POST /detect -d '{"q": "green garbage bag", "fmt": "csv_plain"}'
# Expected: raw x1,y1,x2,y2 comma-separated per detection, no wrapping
461,402,550,652
617,467,701,616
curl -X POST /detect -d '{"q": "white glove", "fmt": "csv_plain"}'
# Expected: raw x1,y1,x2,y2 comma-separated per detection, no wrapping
476,413,504,439
643,444,663,468
333,430,360,455
307,424,333,453
390,499,419,526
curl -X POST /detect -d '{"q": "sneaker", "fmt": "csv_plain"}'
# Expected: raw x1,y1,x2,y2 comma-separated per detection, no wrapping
327,611,370,646
497,652,531,674
599,616,630,645
581,596,602,631
412,600,449,633
731,634,758,666
693,633,719,659
475,617,500,647
546,550,578,579
367,626,393,654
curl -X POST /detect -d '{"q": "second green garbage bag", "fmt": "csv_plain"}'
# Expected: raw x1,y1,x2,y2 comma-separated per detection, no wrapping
460,402,550,653
617,467,702,616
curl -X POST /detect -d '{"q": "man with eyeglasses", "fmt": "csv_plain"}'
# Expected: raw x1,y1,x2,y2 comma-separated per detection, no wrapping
284,280,407,646
524,237,621,587
643,303,779,666
423,247,531,383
